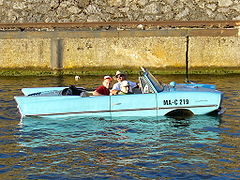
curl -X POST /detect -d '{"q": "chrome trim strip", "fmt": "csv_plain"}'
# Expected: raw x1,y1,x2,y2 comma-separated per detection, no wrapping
26,108,156,117
158,104,218,110
26,104,218,117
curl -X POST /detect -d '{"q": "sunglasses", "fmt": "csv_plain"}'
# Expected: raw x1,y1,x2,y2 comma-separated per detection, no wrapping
117,74,125,78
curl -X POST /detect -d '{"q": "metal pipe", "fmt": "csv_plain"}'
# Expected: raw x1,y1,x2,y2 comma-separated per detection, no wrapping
0,20,239,30
185,36,190,82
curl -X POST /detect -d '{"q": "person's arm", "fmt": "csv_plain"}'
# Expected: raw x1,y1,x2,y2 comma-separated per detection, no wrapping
111,83,120,95
128,81,138,88
93,86,105,96
93,90,103,96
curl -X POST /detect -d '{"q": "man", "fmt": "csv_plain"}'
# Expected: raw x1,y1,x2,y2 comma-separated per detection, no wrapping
111,71,137,95
118,80,133,95
93,76,112,96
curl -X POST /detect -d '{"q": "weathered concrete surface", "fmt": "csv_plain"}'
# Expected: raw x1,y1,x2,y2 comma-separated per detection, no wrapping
51,39,63,69
190,37,240,67
0,39,50,68
63,37,186,68
0,28,239,75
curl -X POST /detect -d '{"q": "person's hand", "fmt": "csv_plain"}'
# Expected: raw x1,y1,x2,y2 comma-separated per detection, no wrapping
110,89,119,95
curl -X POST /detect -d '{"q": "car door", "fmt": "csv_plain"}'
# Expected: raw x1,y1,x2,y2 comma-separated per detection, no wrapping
110,93,157,117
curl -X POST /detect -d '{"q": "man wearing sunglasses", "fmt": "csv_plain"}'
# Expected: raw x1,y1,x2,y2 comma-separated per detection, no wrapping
111,71,137,95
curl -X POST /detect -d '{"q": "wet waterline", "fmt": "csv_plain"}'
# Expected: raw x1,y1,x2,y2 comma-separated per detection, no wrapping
0,74,239,179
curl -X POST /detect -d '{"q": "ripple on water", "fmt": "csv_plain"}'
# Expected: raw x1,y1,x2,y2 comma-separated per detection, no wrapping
0,75,239,179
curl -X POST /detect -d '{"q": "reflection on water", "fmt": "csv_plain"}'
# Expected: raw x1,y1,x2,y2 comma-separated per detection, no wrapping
13,115,222,179
19,115,221,147
0,75,239,179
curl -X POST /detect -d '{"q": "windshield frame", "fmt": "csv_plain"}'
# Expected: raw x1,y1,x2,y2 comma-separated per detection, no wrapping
141,68,164,93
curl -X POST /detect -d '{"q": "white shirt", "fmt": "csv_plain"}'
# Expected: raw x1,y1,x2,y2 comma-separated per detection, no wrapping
112,81,137,92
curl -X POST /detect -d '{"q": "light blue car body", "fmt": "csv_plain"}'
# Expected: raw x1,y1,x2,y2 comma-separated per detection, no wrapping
15,68,223,118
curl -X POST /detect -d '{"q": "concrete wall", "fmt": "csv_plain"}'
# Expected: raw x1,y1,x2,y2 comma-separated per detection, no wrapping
63,37,186,68
0,0,239,75
0,0,239,23
190,37,240,67
0,39,51,68
0,28,239,74
63,36,240,69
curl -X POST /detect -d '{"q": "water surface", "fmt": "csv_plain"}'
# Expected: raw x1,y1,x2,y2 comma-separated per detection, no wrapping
0,74,239,179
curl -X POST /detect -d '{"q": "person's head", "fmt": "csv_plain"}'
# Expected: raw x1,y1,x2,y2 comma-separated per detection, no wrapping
120,80,130,93
102,76,112,89
115,70,126,82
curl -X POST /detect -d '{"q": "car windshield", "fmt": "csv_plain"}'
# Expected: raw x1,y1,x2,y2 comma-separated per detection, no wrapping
146,72,164,92
139,67,164,93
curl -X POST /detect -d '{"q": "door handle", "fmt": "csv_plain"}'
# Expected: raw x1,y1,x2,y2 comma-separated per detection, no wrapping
112,103,122,106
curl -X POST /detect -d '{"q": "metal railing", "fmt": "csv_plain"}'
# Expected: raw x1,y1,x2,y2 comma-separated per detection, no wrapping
0,20,239,30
